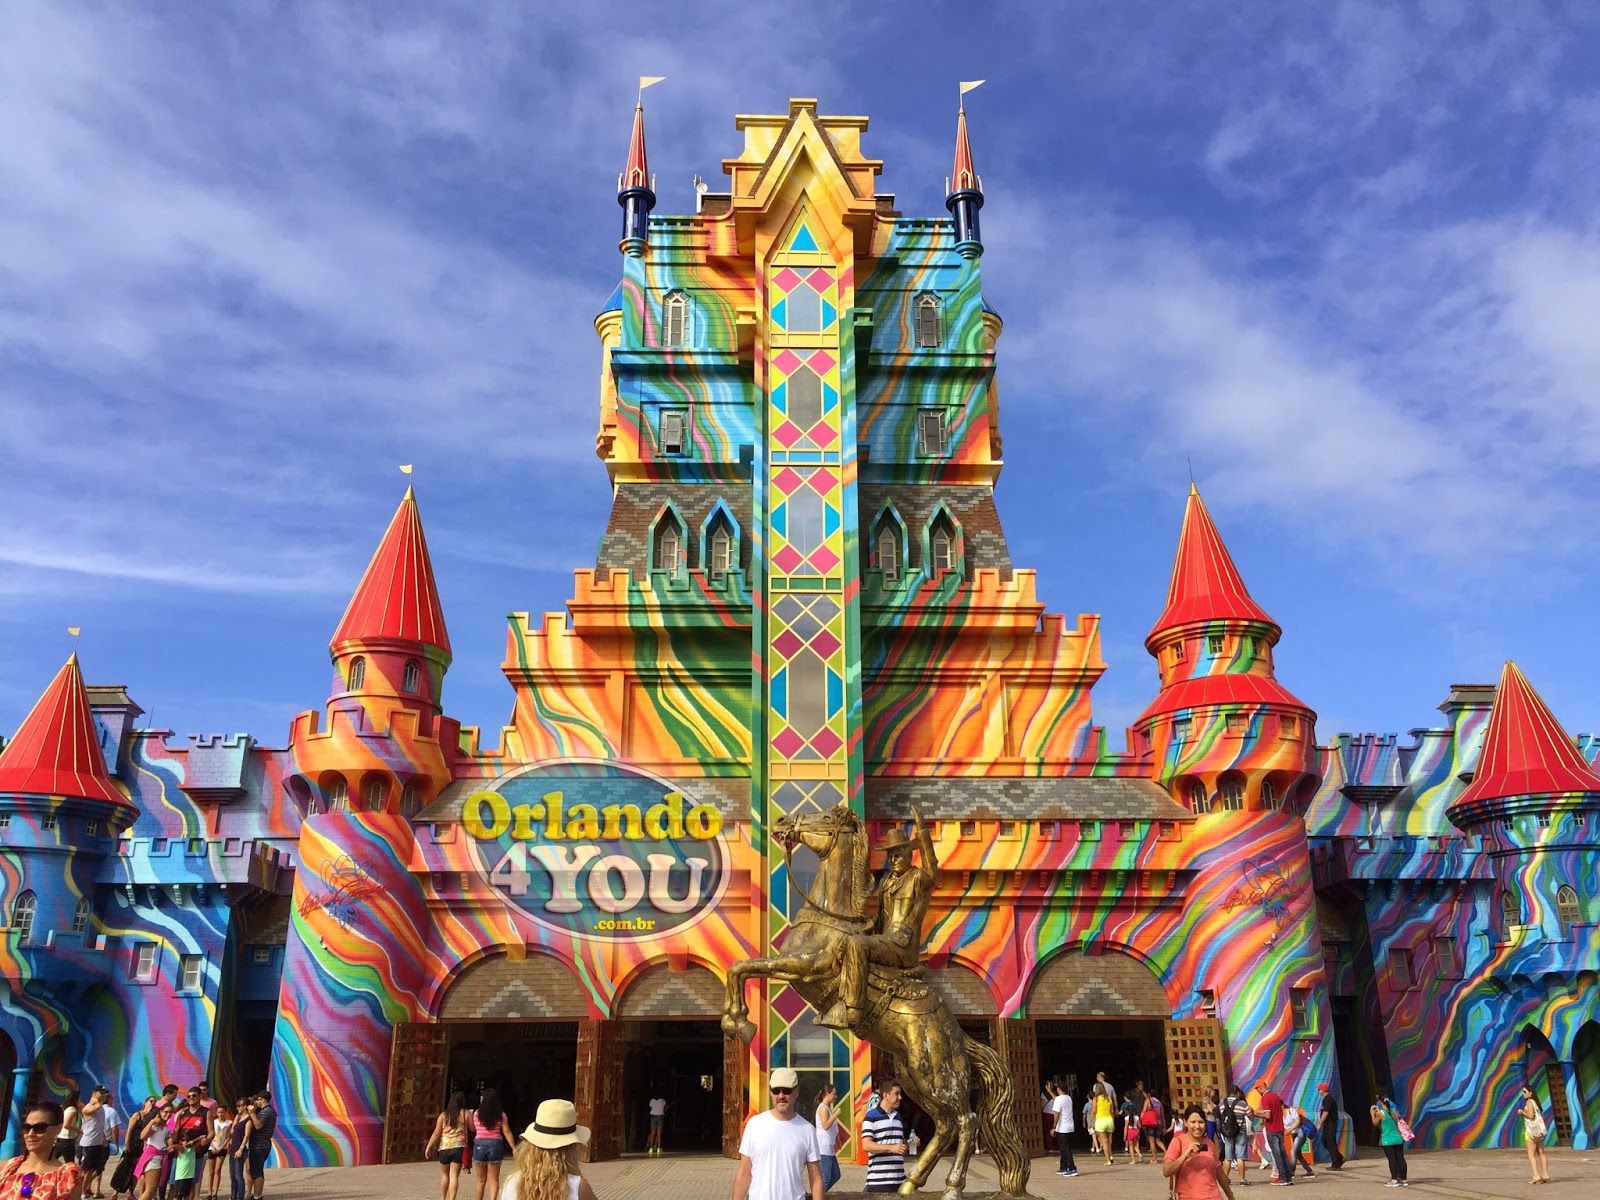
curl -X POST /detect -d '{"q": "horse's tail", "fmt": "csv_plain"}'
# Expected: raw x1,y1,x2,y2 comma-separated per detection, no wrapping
965,1035,1030,1197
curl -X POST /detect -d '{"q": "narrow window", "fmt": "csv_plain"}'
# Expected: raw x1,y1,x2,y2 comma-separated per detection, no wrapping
1080,820,1100,841
402,659,421,693
785,282,823,332
785,367,823,429
1388,948,1413,989
1200,989,1218,1018
1434,936,1457,976
653,522,684,574
663,291,689,347
348,656,366,690
10,891,37,944
1187,782,1208,814
131,942,157,982
1173,718,1192,743
1171,641,1186,662
42,815,58,831
1290,988,1311,1032
1500,890,1520,939
1219,777,1245,811
1556,885,1581,937
1226,713,1248,734
328,777,350,813
1261,780,1279,811
0,814,9,829
872,520,901,581
914,294,942,348
180,954,204,992
85,819,98,837
705,513,736,581
362,778,386,813
72,898,91,934
929,515,958,576
1280,714,1299,738
1208,634,1224,654
400,780,422,818
251,947,271,964
1119,820,1137,840
659,410,688,455
917,408,947,456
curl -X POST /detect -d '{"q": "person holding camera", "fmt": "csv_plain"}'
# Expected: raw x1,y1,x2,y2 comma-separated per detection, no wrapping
1163,1105,1236,1200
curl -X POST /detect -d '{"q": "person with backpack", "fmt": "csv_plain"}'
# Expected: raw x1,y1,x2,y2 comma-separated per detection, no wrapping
1371,1091,1409,1187
1141,1091,1167,1157
1282,1103,1314,1178
1217,1085,1251,1188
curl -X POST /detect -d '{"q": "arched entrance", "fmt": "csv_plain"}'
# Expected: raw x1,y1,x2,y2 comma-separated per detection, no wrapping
614,965,727,1156
1029,949,1175,1150
382,952,588,1163
1575,1020,1600,1150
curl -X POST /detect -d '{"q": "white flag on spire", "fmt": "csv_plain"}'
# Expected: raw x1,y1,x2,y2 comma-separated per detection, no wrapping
639,75,666,91
959,80,986,95
399,464,414,475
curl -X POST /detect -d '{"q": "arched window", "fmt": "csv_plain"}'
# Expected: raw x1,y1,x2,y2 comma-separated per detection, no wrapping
362,778,386,813
402,659,421,693
348,656,366,690
929,513,959,577
72,897,91,934
400,780,423,818
1187,782,1208,815
663,291,689,347
1218,776,1245,811
1556,885,1582,937
708,528,732,579
915,294,942,348
653,521,684,574
1499,890,1519,940
870,515,903,582
704,511,736,581
328,777,349,813
1261,779,1279,811
10,891,37,944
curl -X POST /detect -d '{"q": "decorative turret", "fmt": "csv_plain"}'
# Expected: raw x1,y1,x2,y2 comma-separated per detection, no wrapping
618,98,656,256
1134,485,1317,813
291,485,457,816
945,95,984,258
0,653,134,816
1447,661,1600,828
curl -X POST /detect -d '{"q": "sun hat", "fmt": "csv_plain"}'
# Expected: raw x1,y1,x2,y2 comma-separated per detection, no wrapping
521,1099,591,1150
770,1067,801,1090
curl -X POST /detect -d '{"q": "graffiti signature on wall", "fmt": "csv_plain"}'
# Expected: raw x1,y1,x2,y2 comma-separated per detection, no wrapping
1221,855,1308,928
298,855,380,928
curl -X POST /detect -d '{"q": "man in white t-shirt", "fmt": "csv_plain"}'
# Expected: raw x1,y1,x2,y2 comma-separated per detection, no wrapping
78,1086,121,1195
1050,1085,1077,1177
647,1093,668,1157
734,1067,823,1200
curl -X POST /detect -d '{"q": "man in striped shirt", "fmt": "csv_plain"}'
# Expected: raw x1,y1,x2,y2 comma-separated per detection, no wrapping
861,1079,909,1193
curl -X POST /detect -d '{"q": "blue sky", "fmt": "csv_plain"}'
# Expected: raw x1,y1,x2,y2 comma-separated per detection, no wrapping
2,2,1598,753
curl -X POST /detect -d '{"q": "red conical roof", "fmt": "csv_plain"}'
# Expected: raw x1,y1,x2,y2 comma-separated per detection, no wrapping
622,103,650,191
0,654,130,808
331,486,451,657
1146,485,1277,646
1452,662,1600,807
951,106,978,193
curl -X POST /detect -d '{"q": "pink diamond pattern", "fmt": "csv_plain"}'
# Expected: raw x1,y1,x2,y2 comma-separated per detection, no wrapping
773,267,802,293
810,467,838,491
809,728,843,757
805,268,832,291
772,630,805,659
772,467,804,495
773,421,803,448
772,545,804,574
772,727,806,758
808,546,841,574
772,349,804,376
813,423,838,447
809,630,841,659
806,350,837,374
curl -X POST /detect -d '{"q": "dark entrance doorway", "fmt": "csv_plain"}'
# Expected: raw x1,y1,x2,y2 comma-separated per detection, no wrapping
447,1020,579,1137
619,1020,723,1154
1037,1018,1169,1149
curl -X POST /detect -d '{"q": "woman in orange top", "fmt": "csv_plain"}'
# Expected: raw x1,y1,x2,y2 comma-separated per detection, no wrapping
1,1102,86,1200
1163,1105,1236,1200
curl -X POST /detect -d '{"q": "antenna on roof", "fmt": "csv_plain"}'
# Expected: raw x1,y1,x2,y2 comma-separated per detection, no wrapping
1187,456,1194,485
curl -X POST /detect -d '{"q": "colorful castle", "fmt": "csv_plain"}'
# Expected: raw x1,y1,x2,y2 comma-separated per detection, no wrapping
2,98,1598,1165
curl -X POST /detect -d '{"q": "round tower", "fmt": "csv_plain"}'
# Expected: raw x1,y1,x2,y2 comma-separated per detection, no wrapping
1133,485,1318,814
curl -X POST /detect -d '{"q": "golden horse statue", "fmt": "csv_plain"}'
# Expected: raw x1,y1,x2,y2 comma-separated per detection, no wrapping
721,803,1030,1199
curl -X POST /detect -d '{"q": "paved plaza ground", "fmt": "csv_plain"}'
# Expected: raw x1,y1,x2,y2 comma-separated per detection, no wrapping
255,1147,1598,1200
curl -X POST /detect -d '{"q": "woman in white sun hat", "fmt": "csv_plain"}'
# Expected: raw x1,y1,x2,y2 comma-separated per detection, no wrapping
499,1100,597,1200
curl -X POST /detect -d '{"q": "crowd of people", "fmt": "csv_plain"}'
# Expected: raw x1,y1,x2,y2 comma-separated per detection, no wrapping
0,1084,276,1200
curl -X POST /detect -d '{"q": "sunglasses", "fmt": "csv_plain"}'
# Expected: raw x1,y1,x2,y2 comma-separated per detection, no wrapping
770,1087,795,1096
20,1174,38,1200
21,1122,57,1134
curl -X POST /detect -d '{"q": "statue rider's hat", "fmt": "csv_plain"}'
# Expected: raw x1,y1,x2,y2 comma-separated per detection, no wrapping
880,827,916,855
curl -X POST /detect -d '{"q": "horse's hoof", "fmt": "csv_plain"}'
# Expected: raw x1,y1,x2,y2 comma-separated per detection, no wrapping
720,1017,755,1045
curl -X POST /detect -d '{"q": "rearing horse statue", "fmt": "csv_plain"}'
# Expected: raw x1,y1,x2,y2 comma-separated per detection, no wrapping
721,803,1030,1199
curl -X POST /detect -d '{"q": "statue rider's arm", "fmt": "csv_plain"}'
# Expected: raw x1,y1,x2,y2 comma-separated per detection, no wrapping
913,807,939,884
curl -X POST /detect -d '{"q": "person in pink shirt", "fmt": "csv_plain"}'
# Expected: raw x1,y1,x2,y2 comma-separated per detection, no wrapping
1163,1106,1236,1200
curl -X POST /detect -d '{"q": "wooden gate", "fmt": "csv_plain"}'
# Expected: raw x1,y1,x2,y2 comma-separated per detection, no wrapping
575,1019,626,1162
1001,1018,1043,1158
1164,1018,1227,1114
382,1022,449,1164
1545,1064,1572,1143
721,1033,749,1159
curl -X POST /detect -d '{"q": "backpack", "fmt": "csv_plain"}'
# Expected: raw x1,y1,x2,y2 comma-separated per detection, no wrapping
1219,1100,1242,1139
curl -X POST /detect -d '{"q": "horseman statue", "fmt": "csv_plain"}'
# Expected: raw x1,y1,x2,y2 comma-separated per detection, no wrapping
722,803,1030,1199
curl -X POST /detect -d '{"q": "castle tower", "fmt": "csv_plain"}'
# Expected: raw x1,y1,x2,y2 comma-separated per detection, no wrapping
617,99,656,256
0,654,137,1152
945,101,984,257
1134,485,1318,813
271,488,458,1164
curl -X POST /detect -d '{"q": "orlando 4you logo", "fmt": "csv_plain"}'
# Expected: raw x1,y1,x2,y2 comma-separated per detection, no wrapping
458,760,730,940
